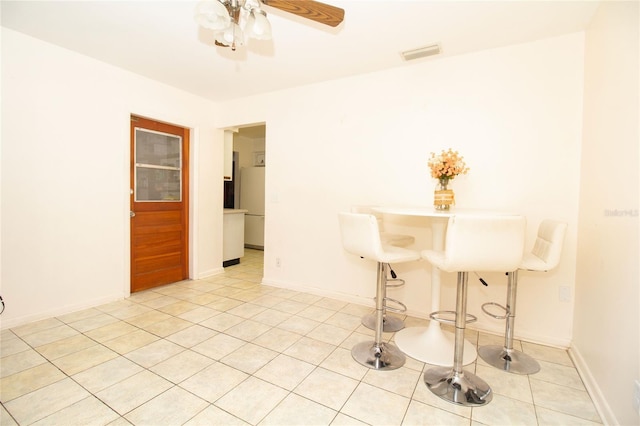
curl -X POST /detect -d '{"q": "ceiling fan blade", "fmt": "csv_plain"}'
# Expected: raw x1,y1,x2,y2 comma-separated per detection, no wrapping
261,0,344,27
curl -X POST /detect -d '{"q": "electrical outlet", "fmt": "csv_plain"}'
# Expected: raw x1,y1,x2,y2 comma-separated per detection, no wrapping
559,286,571,302
276,257,281,268
634,379,640,416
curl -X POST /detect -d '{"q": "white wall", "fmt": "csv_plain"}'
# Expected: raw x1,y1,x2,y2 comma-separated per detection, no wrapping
572,2,639,425
0,29,223,328
216,33,586,348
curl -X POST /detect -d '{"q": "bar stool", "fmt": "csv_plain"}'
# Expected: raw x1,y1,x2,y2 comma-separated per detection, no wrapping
338,212,420,370
479,219,567,375
351,205,415,332
422,214,526,406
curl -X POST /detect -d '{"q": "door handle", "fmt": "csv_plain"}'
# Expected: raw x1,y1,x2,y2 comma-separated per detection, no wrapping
130,211,136,217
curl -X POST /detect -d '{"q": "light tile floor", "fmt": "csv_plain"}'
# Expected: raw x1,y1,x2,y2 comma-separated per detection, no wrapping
1,249,602,425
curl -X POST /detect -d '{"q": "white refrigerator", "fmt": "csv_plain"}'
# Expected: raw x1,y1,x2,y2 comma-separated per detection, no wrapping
239,166,265,249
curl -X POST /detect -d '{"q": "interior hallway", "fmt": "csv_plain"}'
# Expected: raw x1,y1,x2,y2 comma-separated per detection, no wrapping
0,249,601,425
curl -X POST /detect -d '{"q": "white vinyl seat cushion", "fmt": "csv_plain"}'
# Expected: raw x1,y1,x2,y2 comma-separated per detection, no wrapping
421,214,525,406
338,212,420,264
350,205,415,248
422,215,526,273
381,232,415,247
338,211,419,371
476,218,567,376
519,220,567,272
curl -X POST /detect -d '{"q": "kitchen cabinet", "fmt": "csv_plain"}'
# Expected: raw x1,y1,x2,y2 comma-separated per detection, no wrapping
223,209,247,266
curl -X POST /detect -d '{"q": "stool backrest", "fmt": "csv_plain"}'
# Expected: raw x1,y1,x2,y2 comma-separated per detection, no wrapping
350,206,375,215
526,220,567,271
350,205,384,229
440,215,526,272
338,212,384,261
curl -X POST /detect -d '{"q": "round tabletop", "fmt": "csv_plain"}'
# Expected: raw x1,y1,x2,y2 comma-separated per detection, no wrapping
373,206,520,217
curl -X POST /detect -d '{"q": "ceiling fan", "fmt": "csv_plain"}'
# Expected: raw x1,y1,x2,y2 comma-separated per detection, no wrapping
261,0,344,27
195,0,345,50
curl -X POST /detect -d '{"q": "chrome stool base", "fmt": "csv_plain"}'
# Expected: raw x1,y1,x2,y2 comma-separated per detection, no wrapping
478,345,540,375
424,366,493,406
361,313,404,332
351,341,406,371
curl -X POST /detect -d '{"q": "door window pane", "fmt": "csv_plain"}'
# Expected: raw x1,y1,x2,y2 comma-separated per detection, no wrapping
135,128,182,201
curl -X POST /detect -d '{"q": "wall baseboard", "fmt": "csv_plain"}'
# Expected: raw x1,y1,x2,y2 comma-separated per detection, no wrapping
260,278,373,308
1,293,125,330
197,266,225,279
569,344,617,425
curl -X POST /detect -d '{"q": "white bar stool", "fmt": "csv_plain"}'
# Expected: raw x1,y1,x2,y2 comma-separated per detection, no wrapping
351,206,415,332
338,212,420,370
479,219,567,374
422,214,526,406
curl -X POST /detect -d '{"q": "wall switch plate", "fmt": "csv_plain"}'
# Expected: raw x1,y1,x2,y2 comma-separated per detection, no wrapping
559,286,571,302
634,379,640,416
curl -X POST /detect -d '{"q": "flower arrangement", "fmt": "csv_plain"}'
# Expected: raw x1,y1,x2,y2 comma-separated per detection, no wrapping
428,149,470,181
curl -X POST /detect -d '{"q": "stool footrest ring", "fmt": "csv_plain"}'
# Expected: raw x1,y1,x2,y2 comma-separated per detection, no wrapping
429,310,477,325
481,302,509,320
384,297,407,313
386,278,405,288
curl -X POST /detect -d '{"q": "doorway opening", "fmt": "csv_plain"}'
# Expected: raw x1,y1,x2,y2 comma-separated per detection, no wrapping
223,124,266,268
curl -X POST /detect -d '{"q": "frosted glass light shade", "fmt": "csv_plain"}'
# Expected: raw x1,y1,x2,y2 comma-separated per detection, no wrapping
195,0,231,31
246,10,272,40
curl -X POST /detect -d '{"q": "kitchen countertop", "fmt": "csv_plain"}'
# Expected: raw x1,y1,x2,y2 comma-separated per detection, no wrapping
224,209,248,214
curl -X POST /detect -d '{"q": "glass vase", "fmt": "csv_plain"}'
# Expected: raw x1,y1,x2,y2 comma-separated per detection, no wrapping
434,177,454,211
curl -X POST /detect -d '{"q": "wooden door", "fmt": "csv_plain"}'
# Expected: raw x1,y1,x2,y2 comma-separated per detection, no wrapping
130,115,189,292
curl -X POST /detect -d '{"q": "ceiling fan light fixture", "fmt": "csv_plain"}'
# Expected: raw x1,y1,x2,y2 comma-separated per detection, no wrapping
195,0,231,31
195,0,272,49
401,44,441,61
215,22,244,50
246,9,272,40
195,0,344,52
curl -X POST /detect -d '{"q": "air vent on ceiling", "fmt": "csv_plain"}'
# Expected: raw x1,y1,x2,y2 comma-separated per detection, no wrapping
401,44,441,61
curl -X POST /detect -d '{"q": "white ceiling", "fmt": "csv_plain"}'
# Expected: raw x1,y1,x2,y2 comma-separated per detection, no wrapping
1,1,600,103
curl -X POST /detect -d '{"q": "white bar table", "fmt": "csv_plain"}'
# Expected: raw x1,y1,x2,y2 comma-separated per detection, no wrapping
373,206,477,366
